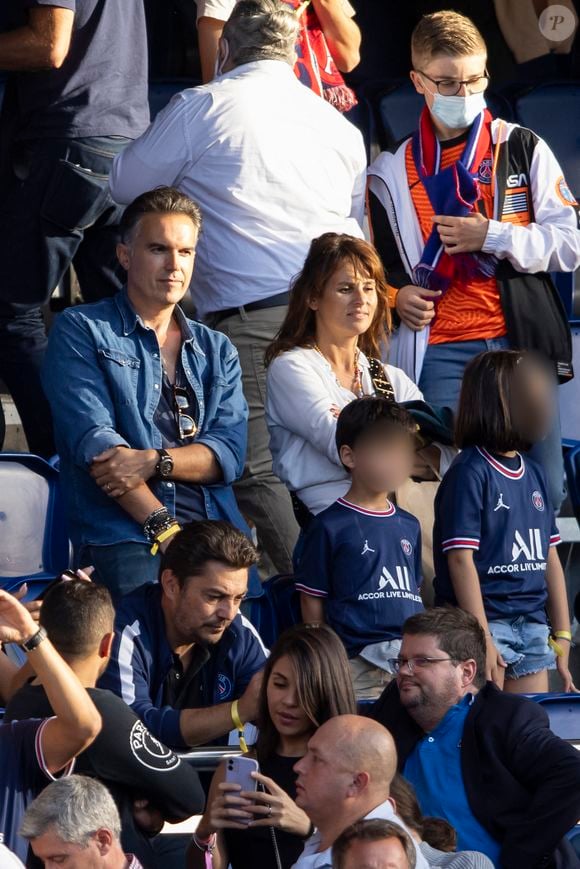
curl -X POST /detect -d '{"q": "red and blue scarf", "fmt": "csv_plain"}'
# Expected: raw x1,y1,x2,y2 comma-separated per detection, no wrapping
286,0,357,113
411,107,498,293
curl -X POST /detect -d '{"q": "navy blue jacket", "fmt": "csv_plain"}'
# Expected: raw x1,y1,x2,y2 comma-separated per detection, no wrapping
99,583,268,749
371,682,580,868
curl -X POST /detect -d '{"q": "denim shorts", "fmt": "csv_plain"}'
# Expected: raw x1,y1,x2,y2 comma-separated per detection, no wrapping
489,615,556,679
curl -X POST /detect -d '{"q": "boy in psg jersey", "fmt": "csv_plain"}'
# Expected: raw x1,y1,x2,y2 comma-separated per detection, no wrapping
433,350,576,694
296,398,424,699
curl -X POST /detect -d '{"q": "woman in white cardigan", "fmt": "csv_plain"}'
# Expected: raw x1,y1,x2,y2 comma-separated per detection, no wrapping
265,233,453,524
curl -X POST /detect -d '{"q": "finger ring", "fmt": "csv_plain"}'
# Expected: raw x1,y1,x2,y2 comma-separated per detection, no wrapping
267,805,272,818
105,483,112,492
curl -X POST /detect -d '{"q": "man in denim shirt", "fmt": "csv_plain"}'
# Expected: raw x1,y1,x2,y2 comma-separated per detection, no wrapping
42,187,259,600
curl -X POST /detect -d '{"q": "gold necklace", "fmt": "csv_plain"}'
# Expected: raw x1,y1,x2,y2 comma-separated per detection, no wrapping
314,344,363,398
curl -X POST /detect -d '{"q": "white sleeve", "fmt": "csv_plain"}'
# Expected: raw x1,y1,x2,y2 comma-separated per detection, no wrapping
267,355,342,466
386,364,424,401
109,91,209,205
196,0,236,21
482,137,580,273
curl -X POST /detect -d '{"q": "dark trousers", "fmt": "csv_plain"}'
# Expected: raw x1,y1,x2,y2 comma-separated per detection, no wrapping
0,135,130,456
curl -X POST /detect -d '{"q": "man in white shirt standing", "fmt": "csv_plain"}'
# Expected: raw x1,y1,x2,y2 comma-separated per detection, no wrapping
291,715,429,869
109,0,367,575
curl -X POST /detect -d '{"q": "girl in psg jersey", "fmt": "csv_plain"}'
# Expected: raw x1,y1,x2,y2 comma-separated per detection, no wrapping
433,350,576,694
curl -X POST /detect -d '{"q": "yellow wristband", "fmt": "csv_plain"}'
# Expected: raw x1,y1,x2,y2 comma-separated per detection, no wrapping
150,523,181,556
554,630,572,641
231,700,249,754
548,636,567,658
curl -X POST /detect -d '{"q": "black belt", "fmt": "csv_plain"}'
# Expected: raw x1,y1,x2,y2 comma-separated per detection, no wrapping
210,291,290,326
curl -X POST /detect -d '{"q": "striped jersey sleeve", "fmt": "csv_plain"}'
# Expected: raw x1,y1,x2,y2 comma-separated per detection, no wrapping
436,463,484,556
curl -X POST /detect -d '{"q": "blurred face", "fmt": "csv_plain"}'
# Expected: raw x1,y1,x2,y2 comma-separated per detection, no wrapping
30,829,114,868
411,52,488,111
294,726,354,824
342,429,415,494
341,837,411,869
396,633,466,721
117,212,198,313
163,561,248,648
512,359,554,445
266,654,313,742
310,261,378,343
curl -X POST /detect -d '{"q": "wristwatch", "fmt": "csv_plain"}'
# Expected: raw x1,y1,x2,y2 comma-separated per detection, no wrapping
20,626,47,653
155,449,174,478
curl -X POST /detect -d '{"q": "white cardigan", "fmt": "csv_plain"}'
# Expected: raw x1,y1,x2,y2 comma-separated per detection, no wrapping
265,346,450,515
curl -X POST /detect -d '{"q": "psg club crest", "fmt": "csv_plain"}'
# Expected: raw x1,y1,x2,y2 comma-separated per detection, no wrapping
400,539,413,556
478,157,493,185
217,673,232,700
531,490,545,512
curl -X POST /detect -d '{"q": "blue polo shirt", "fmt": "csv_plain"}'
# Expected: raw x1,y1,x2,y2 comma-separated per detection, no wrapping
296,497,423,656
433,447,560,622
404,695,501,867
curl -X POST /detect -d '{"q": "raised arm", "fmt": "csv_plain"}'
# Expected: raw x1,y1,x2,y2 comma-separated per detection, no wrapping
0,6,74,70
312,0,361,72
0,591,101,773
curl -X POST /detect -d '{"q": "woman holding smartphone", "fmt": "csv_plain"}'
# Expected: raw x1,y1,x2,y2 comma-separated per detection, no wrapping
188,623,356,869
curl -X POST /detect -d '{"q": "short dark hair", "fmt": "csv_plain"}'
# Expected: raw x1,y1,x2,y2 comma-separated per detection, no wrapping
160,520,258,588
40,580,115,659
403,608,487,689
332,819,416,869
335,397,416,467
455,349,537,452
119,186,202,242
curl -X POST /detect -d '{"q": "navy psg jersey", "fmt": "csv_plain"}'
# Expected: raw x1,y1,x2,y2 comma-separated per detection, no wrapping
296,497,423,655
433,447,560,622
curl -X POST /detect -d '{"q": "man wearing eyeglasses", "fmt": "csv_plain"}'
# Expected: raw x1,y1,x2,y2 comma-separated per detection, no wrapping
371,608,580,869
368,10,580,514
42,187,261,602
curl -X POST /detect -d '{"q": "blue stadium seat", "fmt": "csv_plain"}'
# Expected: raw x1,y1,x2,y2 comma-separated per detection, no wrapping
0,453,70,601
564,442,580,526
527,693,580,740
513,83,580,198
148,78,198,120
344,95,376,163
250,574,300,648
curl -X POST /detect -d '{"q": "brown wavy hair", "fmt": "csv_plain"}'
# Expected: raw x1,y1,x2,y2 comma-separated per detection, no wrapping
256,623,356,763
264,233,391,367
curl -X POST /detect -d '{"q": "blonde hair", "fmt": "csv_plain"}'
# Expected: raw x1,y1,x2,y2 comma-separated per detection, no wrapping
411,11,487,68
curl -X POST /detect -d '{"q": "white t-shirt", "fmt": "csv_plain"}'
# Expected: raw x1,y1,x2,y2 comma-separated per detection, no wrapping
265,347,450,515
196,0,355,22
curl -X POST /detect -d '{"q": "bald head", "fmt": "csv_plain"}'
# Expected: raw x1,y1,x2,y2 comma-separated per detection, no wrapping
294,715,398,831
322,716,398,788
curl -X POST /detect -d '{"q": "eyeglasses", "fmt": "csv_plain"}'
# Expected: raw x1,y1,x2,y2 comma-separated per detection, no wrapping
388,656,455,674
415,70,490,97
173,386,198,440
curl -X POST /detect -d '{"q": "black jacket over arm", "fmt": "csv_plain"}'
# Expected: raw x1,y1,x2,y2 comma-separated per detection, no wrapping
371,682,580,869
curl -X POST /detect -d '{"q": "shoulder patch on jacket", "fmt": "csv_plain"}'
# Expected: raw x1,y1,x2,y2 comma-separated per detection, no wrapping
555,175,578,207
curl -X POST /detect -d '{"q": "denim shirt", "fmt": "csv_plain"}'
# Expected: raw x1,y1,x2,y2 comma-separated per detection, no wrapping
42,289,249,553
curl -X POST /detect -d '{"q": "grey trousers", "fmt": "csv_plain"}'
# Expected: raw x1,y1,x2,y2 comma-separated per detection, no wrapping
208,305,299,575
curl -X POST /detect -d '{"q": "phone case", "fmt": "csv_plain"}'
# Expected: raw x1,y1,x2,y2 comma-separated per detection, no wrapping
224,755,259,792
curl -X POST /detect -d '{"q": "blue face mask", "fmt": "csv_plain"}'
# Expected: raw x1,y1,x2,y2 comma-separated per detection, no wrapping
431,91,486,130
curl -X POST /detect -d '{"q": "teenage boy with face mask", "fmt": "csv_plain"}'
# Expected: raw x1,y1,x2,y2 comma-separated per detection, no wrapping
368,11,580,513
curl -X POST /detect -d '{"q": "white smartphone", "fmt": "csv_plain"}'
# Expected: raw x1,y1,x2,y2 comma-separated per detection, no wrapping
224,755,259,792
